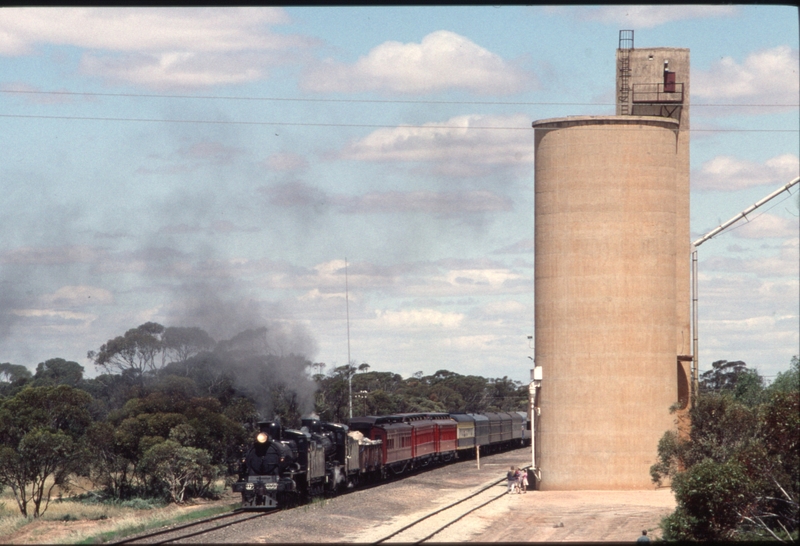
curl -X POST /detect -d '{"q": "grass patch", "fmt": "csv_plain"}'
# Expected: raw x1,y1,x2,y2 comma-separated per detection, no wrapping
76,503,240,545
1,478,237,544
305,496,327,510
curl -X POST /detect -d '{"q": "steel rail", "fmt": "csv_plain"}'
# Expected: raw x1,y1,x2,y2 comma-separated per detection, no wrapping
373,465,531,544
108,509,272,545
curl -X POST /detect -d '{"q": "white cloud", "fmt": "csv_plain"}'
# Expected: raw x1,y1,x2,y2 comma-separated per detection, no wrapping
0,8,305,89
739,238,799,277
694,46,800,107
265,182,513,217
298,288,346,303
12,309,95,323
693,154,799,191
341,113,534,177
481,300,526,316
732,215,799,240
265,152,309,172
702,238,798,278
0,245,108,266
550,5,738,28
41,285,114,306
445,268,523,288
376,308,464,329
302,30,532,95
695,266,799,377
494,238,534,254
442,334,504,351
0,8,290,54
337,190,513,217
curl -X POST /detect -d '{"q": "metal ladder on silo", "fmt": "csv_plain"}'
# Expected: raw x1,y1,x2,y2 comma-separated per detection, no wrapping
618,30,633,115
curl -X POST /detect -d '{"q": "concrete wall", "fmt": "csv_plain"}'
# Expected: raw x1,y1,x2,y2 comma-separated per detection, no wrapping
531,116,680,489
618,48,693,411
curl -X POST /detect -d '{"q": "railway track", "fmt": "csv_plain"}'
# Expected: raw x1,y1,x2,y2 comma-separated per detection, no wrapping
373,465,531,544
109,509,273,545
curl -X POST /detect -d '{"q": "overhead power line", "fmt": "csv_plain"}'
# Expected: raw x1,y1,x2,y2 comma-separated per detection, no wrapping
1,113,797,133
1,88,798,108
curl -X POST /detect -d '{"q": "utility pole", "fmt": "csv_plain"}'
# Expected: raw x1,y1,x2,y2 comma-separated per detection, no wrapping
345,258,352,420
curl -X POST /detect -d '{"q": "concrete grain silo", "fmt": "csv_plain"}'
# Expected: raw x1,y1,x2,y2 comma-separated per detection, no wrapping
530,32,691,490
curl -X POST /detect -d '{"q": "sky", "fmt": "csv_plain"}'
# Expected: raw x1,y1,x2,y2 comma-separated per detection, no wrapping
0,6,798,385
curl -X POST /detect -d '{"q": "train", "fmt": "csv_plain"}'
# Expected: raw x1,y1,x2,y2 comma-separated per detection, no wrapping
232,411,530,509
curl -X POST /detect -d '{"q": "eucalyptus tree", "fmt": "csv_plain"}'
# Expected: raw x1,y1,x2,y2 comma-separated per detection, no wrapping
0,385,93,517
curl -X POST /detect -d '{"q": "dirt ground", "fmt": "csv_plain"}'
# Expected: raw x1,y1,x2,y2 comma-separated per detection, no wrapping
430,488,676,543
341,458,676,544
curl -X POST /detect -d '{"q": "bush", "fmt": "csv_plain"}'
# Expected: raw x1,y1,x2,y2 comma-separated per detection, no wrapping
119,498,164,510
140,441,218,503
654,358,799,541
667,459,756,541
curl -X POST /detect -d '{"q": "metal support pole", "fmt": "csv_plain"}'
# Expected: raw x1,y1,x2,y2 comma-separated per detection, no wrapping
530,380,536,471
691,248,699,407
345,258,352,420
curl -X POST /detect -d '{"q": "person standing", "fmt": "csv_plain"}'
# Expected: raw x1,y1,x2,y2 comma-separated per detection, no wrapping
513,467,521,493
637,530,650,543
507,466,516,494
520,468,528,493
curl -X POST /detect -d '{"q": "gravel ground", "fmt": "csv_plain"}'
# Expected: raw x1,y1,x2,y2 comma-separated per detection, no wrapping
184,447,532,543
181,447,676,543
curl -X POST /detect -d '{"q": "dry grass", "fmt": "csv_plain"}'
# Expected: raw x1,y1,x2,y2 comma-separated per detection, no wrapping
0,478,238,544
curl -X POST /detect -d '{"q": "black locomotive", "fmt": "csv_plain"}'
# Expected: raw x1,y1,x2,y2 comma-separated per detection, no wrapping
233,417,361,509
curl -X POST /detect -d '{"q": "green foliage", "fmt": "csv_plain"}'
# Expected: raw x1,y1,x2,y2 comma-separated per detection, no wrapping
699,359,749,393
0,362,32,383
0,386,93,517
653,358,799,541
0,363,32,396
87,322,167,381
313,366,527,422
667,459,756,541
86,383,246,502
32,358,84,388
118,497,164,510
139,440,218,503
84,421,133,499
767,355,799,394
223,397,259,430
162,326,215,366
731,369,766,407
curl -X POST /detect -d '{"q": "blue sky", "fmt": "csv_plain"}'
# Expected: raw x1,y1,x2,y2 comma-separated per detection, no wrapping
0,6,797,384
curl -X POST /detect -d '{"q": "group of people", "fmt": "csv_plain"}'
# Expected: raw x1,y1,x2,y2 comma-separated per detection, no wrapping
506,466,528,494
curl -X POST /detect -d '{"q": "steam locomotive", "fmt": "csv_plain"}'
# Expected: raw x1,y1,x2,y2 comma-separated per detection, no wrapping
232,411,529,509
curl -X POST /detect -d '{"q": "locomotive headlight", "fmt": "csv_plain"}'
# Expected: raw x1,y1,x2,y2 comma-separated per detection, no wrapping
256,432,268,444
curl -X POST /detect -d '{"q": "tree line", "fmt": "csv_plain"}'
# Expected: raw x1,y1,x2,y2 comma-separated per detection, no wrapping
0,321,529,518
